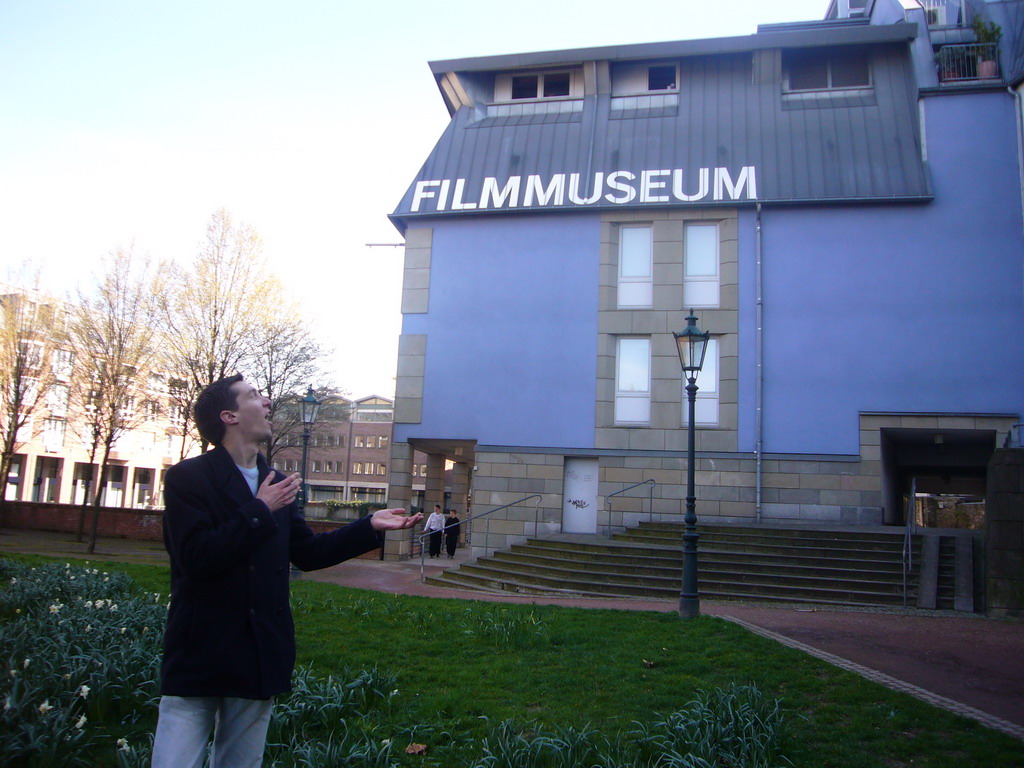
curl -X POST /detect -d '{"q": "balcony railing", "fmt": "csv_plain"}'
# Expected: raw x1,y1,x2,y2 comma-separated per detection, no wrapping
936,43,1001,82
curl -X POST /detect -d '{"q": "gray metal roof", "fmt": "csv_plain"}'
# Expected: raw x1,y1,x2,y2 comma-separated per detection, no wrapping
392,22,930,229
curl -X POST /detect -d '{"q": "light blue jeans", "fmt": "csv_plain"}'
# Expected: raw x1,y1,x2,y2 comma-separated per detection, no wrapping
151,695,273,768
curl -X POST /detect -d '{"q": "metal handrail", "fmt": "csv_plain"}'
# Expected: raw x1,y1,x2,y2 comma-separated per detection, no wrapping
605,479,657,538
902,478,917,608
418,494,542,581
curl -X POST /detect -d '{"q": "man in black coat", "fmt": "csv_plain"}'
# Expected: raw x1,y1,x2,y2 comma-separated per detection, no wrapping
151,374,421,768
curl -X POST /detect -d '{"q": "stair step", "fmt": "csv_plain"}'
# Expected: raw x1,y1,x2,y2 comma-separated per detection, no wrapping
430,522,966,611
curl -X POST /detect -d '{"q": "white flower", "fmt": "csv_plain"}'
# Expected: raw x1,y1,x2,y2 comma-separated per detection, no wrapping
3,696,12,711
94,600,105,609
22,658,30,669
9,577,16,584
85,625,92,633
49,602,62,614
117,738,129,751
38,700,53,715
75,714,87,729
109,603,118,611
119,628,126,634
78,685,90,699
84,600,93,608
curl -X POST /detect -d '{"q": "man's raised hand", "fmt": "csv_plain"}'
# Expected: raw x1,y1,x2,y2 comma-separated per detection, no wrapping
370,508,423,531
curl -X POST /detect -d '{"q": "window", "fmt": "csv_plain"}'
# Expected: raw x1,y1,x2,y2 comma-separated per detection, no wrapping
684,224,719,307
53,349,74,381
47,384,69,417
682,338,719,427
43,418,65,452
355,435,365,448
19,341,43,371
365,436,376,449
784,49,870,91
353,462,363,475
618,226,653,308
648,65,677,91
495,69,581,102
614,337,651,425
380,436,389,448
144,400,160,422
378,464,387,476
169,402,185,428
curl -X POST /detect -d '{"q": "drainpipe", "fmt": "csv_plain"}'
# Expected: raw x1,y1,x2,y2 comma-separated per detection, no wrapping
1013,85,1024,244
755,202,764,522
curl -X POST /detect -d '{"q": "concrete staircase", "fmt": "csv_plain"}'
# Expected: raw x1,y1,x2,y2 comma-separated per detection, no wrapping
426,522,966,610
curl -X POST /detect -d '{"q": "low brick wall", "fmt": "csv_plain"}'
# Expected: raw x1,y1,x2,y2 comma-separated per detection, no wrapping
0,501,382,559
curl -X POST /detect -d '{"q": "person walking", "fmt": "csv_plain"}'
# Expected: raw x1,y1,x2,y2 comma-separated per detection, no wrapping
151,374,421,768
444,508,461,558
424,504,445,558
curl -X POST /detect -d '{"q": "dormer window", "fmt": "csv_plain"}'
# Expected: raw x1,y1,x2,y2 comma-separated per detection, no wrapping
610,61,680,96
495,69,582,102
784,48,870,91
647,65,677,91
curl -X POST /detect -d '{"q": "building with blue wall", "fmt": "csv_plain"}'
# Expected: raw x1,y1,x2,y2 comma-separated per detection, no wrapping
384,0,1024,558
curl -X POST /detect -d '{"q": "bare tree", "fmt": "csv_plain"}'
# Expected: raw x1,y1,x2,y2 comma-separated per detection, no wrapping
67,247,162,553
159,209,276,451
243,306,336,464
0,273,66,520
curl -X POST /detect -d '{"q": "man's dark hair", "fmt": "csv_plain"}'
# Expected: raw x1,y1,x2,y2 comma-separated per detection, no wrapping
194,374,245,446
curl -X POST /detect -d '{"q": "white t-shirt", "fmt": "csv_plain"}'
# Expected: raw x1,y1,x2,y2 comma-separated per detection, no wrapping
236,464,259,497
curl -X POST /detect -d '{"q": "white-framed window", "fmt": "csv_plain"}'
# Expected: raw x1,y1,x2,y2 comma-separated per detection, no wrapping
681,338,719,427
355,435,365,448
618,226,653,308
647,64,678,91
353,462,363,475
169,402,185,428
614,337,651,425
494,69,582,102
684,223,719,308
47,384,69,418
43,417,65,452
365,436,376,449
783,48,870,92
52,349,74,381
611,61,680,96
378,464,387,476
19,341,44,371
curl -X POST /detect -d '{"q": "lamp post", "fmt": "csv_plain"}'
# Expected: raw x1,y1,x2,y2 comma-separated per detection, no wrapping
673,310,710,619
298,385,322,514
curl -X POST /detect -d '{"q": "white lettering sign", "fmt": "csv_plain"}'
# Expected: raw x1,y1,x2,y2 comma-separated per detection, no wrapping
409,166,757,213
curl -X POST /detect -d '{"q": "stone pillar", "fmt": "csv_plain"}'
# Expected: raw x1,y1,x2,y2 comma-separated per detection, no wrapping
425,453,446,512
986,448,1024,618
384,442,414,560
450,461,470,543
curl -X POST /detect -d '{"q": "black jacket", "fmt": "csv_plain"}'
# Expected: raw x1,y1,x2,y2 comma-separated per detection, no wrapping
159,446,381,699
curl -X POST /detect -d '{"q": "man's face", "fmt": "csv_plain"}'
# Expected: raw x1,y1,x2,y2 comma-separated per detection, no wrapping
225,381,273,442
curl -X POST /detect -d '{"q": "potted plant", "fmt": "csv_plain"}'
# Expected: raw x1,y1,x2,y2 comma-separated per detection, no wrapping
972,16,1002,78
935,45,968,81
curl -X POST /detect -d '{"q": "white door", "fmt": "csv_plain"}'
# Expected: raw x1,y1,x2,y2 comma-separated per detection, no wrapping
562,457,599,534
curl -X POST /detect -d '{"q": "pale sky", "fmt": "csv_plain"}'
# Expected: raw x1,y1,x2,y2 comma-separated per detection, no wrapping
0,0,829,399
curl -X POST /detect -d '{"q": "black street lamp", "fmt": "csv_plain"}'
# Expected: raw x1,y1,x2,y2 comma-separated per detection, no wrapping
673,310,710,619
298,385,322,514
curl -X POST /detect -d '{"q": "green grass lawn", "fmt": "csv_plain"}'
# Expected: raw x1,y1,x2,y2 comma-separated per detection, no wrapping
2,554,1021,767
